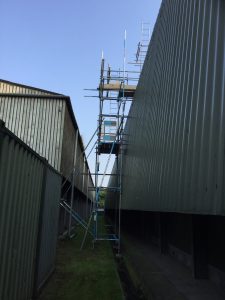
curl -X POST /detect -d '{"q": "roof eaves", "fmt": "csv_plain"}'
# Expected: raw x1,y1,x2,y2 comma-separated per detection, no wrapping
0,79,63,96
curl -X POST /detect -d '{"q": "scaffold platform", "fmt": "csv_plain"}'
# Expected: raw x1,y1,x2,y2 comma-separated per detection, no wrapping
98,141,120,155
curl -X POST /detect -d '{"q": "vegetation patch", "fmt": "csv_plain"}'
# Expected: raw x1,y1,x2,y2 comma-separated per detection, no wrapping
38,226,124,300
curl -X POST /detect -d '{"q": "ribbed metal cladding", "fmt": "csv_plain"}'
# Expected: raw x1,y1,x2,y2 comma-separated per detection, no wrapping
0,86,92,202
0,125,44,300
0,123,62,300
0,96,65,171
34,167,61,295
0,83,94,202
108,0,225,215
75,142,83,192
0,80,57,95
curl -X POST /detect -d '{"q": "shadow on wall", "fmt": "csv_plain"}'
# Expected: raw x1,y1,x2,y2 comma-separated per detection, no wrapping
106,209,225,290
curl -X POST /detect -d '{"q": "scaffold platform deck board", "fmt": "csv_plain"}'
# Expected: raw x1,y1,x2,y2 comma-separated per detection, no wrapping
118,90,135,98
99,82,136,97
98,142,120,155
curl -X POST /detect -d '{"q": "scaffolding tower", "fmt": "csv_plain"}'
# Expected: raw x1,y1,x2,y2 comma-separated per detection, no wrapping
59,24,150,253
91,56,138,252
92,24,151,251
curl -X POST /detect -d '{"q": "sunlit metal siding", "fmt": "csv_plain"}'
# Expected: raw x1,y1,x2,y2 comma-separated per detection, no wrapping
0,95,65,171
0,80,59,95
34,167,61,294
0,82,95,201
109,0,225,215
0,122,62,300
0,125,44,300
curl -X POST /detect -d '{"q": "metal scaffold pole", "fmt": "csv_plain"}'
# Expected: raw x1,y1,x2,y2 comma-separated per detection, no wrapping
60,24,150,250
88,28,139,253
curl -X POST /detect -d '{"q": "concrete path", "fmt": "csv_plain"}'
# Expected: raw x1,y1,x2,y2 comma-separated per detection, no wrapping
122,234,225,300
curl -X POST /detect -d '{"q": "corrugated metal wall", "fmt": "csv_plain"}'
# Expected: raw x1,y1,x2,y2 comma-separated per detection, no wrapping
0,95,65,171
0,80,58,95
88,179,95,202
108,0,225,215
0,87,94,202
74,142,84,193
61,104,94,200
61,104,77,179
0,122,61,300
34,167,61,295
106,163,118,210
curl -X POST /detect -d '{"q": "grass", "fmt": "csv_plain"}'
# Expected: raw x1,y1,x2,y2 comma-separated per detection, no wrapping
38,224,124,300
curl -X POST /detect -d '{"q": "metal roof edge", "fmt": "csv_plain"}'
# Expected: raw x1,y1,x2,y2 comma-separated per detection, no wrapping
0,93,69,99
0,79,63,96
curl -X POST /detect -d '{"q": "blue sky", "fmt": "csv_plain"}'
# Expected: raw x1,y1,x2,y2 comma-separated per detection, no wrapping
0,0,161,176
